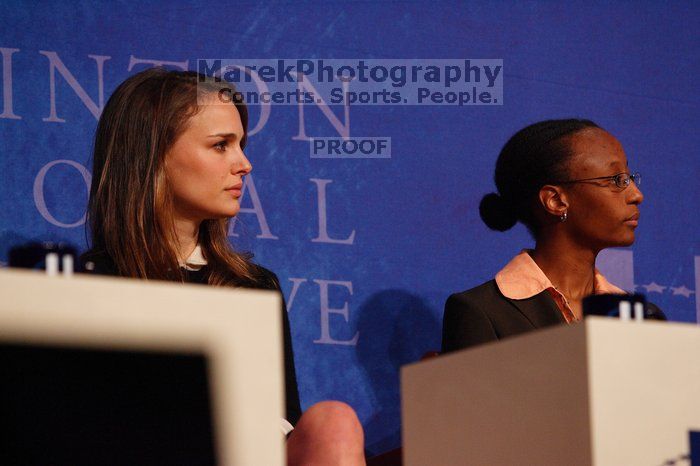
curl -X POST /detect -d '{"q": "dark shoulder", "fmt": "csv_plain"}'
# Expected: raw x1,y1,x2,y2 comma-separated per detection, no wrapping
446,279,504,309
442,279,504,353
443,279,506,328
247,263,281,291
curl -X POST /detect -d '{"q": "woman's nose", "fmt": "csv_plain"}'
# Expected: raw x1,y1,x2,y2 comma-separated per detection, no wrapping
233,151,252,175
628,180,643,205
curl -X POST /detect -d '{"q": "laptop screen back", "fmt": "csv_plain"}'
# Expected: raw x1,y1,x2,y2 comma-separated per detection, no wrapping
1,343,217,466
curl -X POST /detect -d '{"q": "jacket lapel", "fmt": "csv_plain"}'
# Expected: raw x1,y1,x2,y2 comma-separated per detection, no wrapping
509,291,566,329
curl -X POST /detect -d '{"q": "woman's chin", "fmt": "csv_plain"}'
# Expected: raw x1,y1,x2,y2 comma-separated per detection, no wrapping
613,234,636,248
203,208,239,220
217,202,240,218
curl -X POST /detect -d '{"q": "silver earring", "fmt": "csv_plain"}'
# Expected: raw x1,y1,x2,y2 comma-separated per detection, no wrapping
560,211,568,222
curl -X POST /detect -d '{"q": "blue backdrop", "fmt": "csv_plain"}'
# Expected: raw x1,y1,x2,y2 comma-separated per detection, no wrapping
1,0,698,455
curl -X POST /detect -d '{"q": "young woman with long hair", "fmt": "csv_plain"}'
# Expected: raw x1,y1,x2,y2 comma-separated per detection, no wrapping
83,67,365,465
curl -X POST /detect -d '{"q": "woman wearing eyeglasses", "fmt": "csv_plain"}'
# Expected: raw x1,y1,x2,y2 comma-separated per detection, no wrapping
441,119,665,353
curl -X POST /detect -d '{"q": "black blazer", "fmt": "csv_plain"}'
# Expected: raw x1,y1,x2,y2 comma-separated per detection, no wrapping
441,279,666,354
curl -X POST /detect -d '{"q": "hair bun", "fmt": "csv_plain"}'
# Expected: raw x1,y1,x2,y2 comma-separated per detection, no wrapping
479,193,517,231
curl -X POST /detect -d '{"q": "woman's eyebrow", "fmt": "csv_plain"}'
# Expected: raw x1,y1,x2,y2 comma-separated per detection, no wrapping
207,132,237,138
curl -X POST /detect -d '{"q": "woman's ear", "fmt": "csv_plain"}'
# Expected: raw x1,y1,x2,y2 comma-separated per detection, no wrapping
538,184,569,218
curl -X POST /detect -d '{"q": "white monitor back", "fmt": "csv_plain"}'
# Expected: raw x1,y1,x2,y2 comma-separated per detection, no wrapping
0,269,285,466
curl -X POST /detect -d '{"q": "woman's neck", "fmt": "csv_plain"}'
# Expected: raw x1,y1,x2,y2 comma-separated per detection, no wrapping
531,235,598,302
172,217,200,264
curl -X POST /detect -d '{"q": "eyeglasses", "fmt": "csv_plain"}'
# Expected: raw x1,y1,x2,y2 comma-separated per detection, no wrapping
556,172,641,189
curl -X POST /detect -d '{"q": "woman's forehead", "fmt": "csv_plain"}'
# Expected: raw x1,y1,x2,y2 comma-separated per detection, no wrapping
187,102,242,135
567,128,628,176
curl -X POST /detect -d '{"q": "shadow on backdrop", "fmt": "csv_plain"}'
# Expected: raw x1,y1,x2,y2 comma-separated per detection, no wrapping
356,289,440,456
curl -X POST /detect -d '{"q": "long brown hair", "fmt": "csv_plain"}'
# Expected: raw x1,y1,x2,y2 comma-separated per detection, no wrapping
87,67,265,287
